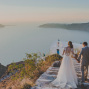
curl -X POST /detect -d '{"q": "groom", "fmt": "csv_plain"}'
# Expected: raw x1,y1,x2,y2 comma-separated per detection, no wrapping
77,42,89,83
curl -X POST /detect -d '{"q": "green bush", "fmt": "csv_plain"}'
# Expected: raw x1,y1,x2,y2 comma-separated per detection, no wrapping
8,63,24,73
7,53,62,81
45,54,62,64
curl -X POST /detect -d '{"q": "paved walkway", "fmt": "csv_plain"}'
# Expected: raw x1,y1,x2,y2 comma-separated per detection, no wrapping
32,60,89,89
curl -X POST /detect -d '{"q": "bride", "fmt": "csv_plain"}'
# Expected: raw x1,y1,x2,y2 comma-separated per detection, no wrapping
43,41,78,89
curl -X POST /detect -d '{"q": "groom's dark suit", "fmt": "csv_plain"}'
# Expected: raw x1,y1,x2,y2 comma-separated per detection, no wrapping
78,46,89,82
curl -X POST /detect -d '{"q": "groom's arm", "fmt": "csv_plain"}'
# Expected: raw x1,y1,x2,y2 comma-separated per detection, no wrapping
77,48,83,62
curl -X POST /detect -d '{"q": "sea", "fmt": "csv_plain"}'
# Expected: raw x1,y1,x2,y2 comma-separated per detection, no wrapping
0,23,89,66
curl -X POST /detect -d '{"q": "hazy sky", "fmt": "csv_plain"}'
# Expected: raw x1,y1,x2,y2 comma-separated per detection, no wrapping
0,0,89,24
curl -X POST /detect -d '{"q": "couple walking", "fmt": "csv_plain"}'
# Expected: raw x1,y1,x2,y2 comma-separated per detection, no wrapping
44,41,89,89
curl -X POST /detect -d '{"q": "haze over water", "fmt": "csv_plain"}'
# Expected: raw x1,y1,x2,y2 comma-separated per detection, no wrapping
0,23,89,65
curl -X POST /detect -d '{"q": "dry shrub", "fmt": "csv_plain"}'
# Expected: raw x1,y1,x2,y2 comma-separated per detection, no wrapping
1,53,62,89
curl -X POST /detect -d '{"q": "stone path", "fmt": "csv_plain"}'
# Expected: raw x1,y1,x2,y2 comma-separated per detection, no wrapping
32,61,89,89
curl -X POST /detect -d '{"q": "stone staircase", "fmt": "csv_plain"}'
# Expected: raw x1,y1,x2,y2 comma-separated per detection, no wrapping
32,61,89,89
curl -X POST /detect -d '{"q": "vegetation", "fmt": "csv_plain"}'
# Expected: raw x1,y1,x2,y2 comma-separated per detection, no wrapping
39,22,89,31
7,53,62,88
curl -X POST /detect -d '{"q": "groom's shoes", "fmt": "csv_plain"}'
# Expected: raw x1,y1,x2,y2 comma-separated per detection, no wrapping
85,78,87,81
80,82,85,89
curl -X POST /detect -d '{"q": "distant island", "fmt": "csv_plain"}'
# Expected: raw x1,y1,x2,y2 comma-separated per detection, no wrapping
0,24,5,28
39,22,89,31
0,24,16,28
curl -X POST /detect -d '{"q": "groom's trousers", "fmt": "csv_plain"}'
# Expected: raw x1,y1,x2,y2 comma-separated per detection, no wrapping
81,65,88,82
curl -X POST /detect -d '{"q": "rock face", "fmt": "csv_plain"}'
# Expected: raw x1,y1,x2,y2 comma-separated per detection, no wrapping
39,22,89,31
52,61,61,67
0,63,7,78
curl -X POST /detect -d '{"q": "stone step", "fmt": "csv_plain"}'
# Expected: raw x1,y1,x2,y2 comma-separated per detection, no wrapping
46,71,58,75
48,67,59,69
33,63,89,89
48,67,59,71
74,65,81,67
37,79,52,82
36,79,52,86
31,86,58,89
47,69,59,72
83,83,89,86
47,70,58,73
43,73,57,77
75,63,81,65
38,75,56,81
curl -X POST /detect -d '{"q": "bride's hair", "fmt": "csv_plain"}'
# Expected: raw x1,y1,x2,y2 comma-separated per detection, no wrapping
68,41,73,48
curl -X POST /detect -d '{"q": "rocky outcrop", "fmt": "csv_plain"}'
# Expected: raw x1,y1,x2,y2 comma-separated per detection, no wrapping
0,61,25,82
52,61,61,67
0,63,7,78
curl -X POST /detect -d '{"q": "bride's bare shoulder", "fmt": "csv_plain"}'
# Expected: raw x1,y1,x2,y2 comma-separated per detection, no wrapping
64,46,69,49
64,47,66,49
65,47,72,50
64,47,68,50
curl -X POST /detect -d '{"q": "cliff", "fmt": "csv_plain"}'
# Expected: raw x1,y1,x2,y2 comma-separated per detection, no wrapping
0,63,7,78
39,22,89,31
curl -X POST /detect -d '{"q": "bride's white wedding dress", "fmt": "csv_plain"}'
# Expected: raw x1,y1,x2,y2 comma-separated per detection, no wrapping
43,47,78,89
